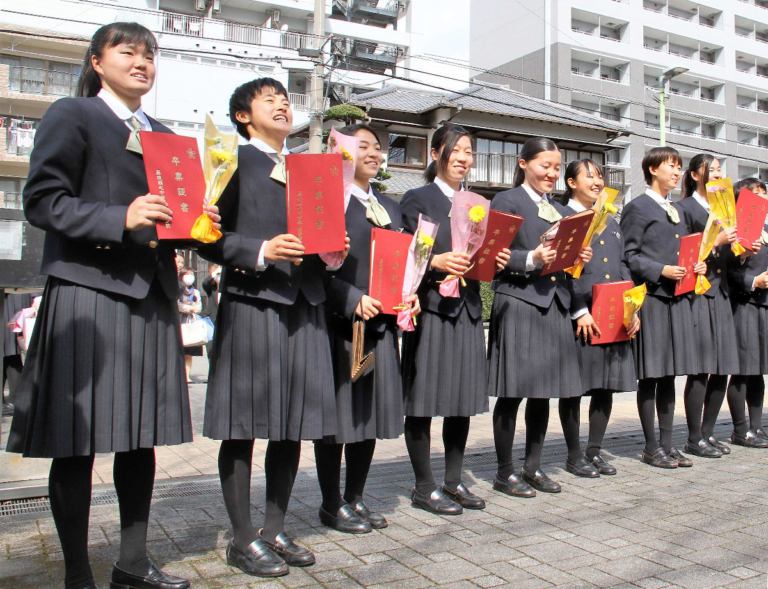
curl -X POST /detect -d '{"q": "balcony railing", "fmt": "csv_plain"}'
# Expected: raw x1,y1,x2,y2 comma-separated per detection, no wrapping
0,192,23,210
161,12,205,37
5,127,36,156
288,93,330,112
6,66,79,97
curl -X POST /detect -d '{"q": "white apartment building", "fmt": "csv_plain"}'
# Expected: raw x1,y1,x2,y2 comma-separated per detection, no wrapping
470,0,768,201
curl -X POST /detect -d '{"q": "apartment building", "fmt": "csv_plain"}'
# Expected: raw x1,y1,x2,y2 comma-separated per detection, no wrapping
470,0,768,200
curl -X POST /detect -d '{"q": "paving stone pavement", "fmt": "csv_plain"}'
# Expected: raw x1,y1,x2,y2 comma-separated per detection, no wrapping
1,359,767,588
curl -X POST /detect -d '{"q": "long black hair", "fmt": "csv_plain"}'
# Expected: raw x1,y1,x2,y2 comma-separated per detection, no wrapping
76,22,158,98
425,124,472,183
681,153,717,198
734,177,767,202
512,137,560,188
337,123,382,144
560,158,603,205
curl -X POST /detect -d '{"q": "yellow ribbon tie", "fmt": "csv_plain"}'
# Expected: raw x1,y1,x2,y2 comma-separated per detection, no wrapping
126,116,143,154
270,152,287,184
538,199,562,223
366,194,392,227
666,202,680,225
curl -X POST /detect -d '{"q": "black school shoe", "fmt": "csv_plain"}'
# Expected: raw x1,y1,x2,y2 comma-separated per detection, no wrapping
731,430,768,449
707,436,731,455
226,539,288,578
668,447,692,467
683,439,722,458
492,472,536,498
565,456,600,478
350,501,388,529
756,428,768,441
591,455,617,475
410,488,463,515
319,504,372,534
641,448,677,469
258,530,315,567
521,469,561,493
110,562,190,589
441,483,486,510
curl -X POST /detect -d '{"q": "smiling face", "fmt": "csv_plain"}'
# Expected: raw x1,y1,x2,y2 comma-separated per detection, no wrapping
235,87,293,143
433,134,473,187
691,157,722,194
353,129,382,184
92,42,155,104
569,161,604,208
520,149,562,195
650,157,682,194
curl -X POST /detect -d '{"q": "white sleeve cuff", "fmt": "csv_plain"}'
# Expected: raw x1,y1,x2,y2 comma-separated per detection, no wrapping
256,242,267,272
752,277,758,292
525,251,537,273
326,264,343,271
571,307,589,320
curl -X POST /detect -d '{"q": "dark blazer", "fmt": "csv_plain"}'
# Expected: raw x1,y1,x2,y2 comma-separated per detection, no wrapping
729,224,768,307
201,275,219,323
198,144,326,306
491,186,584,311
566,204,632,309
325,190,402,332
23,97,178,300
675,196,728,298
621,192,689,300
400,183,482,320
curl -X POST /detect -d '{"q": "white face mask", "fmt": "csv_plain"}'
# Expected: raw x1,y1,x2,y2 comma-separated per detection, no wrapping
213,272,221,283
182,275,195,286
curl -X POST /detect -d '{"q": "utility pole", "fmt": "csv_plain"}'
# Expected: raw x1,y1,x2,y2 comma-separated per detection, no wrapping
659,84,666,147
308,0,326,154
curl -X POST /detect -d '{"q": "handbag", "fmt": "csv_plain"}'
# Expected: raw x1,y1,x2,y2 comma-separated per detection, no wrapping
181,315,208,347
20,316,36,353
351,315,374,383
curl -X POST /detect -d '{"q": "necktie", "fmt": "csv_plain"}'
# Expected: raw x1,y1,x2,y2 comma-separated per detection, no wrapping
125,116,143,154
666,202,680,225
761,229,768,246
365,192,392,227
270,152,286,184
538,198,562,223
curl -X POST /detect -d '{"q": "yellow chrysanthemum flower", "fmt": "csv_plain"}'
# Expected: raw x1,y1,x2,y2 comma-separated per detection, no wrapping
340,147,354,162
210,148,233,165
418,232,435,247
604,203,618,215
468,205,486,224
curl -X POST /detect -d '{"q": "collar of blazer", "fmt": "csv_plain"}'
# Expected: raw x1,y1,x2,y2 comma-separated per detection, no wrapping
91,96,167,137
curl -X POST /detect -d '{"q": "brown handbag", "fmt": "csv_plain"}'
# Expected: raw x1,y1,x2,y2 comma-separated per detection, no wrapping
351,314,374,383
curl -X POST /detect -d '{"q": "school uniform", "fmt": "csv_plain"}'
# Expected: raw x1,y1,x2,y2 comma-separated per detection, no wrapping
487,185,586,400
566,200,637,393
621,189,699,379
323,185,404,443
675,195,739,376
400,180,488,418
7,92,191,458
200,140,337,442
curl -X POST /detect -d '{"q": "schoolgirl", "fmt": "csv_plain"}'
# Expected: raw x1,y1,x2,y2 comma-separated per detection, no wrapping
7,23,211,589
488,137,595,496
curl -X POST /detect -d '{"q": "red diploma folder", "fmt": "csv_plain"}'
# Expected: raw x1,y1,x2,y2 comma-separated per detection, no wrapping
369,228,413,315
285,154,346,255
591,280,633,345
735,188,768,252
541,210,595,276
140,132,206,241
675,232,702,296
464,210,523,282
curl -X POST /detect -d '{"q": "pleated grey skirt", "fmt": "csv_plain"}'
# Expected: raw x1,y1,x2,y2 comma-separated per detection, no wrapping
203,293,337,442
732,301,768,375
632,294,698,380
576,336,637,393
322,315,403,444
691,292,739,376
7,278,192,458
402,305,488,417
487,294,582,399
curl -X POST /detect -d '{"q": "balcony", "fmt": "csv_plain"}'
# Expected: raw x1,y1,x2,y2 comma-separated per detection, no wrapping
4,65,78,98
0,192,23,210
4,126,36,157
288,93,330,112
333,0,405,27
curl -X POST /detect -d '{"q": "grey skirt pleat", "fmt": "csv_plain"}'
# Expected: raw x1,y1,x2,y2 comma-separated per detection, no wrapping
576,336,637,393
7,277,192,458
487,294,582,399
732,302,768,375
402,305,488,418
203,293,337,442
632,294,698,379
691,293,739,376
322,315,403,444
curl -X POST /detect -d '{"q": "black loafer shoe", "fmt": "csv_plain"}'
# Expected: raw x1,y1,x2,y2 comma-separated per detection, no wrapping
492,472,536,498
258,530,315,567
350,501,387,529
668,447,692,467
521,469,561,493
441,482,486,510
1,402,14,417
683,439,722,458
411,488,463,515
707,436,731,455
731,430,768,448
319,504,372,534
226,539,288,578
110,562,190,589
641,448,677,469
591,455,617,475
566,456,600,478
756,428,768,441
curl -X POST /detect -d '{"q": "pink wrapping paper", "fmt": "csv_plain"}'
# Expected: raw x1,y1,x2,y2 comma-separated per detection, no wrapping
8,307,35,333
398,214,440,331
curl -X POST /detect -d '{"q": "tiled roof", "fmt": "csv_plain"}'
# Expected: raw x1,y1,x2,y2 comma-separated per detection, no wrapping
381,167,426,195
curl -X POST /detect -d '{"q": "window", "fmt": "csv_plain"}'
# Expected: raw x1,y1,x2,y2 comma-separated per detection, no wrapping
0,177,26,210
0,55,80,97
388,134,427,167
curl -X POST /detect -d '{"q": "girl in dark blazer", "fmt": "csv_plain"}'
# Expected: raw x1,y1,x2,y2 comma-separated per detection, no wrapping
200,79,348,578
727,178,768,448
400,124,509,515
557,160,639,477
488,137,596,497
621,146,705,470
6,23,215,589
317,124,419,533
676,155,745,458
201,265,221,358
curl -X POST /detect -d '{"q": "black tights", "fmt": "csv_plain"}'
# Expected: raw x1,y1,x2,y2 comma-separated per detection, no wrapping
637,377,676,453
558,391,614,462
313,440,376,512
493,398,549,478
218,439,300,548
684,374,728,443
404,416,470,496
2,354,22,404
728,376,766,436
50,449,156,589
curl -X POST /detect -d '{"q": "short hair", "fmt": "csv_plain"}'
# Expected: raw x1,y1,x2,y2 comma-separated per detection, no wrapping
734,177,767,201
337,123,382,145
228,77,289,138
641,147,682,186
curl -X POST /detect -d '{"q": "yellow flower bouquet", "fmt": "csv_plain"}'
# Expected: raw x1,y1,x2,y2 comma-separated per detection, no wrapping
565,187,620,279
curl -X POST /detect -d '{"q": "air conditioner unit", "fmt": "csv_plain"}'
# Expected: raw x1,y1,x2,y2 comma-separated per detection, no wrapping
270,10,281,26
195,0,206,12
212,0,221,13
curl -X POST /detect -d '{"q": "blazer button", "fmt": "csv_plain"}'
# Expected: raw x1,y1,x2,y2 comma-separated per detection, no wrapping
599,240,605,245
149,240,158,249
551,276,557,282
104,245,111,250
717,269,722,274
677,251,680,255
603,257,608,263
605,274,611,279
675,234,680,238
95,245,102,250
